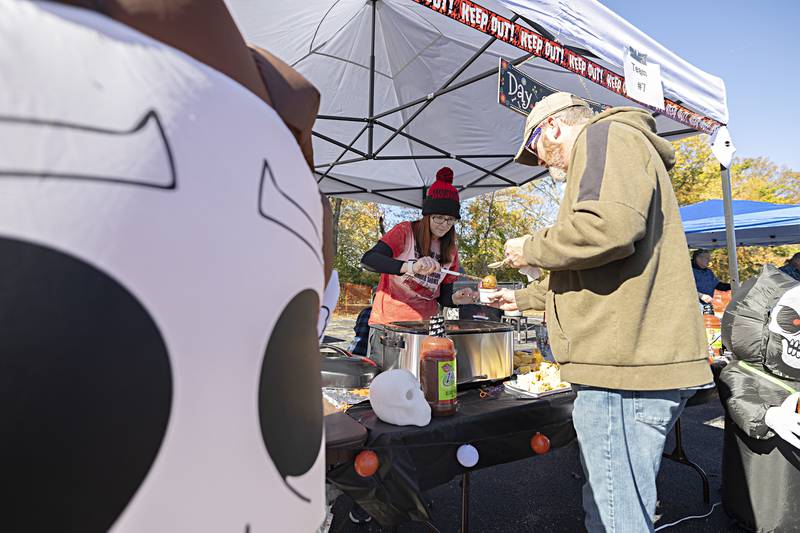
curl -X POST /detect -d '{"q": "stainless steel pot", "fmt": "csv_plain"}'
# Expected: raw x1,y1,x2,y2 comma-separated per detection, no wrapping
320,344,379,388
369,319,514,386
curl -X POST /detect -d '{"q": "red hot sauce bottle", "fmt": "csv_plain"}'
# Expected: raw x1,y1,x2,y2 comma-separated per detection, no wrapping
419,315,458,417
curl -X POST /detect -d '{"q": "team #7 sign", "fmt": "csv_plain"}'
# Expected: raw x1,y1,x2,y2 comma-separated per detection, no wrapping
412,0,722,135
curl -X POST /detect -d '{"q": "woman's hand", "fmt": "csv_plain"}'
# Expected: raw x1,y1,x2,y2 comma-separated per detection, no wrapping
699,293,713,304
412,256,441,275
452,288,479,305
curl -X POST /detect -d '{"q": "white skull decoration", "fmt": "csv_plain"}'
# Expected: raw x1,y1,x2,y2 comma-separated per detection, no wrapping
370,370,431,427
769,285,800,370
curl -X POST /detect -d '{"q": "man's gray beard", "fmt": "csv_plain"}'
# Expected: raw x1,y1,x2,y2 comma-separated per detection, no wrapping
549,166,567,182
544,141,569,183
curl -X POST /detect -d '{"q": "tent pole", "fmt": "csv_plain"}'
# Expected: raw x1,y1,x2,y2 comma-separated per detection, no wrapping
312,131,368,158
315,157,368,170
373,154,514,160
317,115,369,122
316,124,370,182
720,164,740,291
368,0,377,156
462,158,515,189
372,120,515,185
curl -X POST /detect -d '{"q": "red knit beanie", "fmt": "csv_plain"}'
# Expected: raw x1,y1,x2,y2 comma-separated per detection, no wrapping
422,167,461,219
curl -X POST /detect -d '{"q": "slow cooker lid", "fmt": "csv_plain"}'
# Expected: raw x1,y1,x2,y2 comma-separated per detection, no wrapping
385,319,513,334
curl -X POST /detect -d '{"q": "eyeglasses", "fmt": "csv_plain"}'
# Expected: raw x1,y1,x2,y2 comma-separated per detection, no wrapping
524,126,543,160
431,215,458,225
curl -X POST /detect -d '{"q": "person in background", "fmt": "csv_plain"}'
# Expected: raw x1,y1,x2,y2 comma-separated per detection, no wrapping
317,195,340,342
692,249,731,303
487,92,712,532
348,288,376,356
359,167,477,352
779,252,800,281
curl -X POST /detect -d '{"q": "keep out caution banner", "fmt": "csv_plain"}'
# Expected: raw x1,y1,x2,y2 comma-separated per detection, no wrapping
413,0,721,135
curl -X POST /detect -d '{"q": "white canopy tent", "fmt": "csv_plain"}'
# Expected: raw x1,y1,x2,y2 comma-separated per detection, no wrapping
225,0,740,284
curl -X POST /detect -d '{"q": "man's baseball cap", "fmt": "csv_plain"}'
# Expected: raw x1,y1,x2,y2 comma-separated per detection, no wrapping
514,92,591,167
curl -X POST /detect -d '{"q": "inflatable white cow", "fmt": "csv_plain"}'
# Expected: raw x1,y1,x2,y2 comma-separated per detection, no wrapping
0,2,324,531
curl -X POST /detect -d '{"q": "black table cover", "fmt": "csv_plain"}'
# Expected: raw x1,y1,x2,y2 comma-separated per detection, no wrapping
326,387,576,527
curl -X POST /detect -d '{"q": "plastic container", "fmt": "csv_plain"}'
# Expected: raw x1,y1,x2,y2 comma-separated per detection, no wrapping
479,288,499,303
419,317,458,417
712,289,732,317
703,303,722,357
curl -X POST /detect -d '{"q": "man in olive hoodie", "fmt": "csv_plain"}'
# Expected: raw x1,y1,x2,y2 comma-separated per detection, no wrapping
488,93,712,532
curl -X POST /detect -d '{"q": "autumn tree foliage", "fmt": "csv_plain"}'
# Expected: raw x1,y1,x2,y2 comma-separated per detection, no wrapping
670,136,800,281
331,135,798,287
330,198,383,286
456,181,560,282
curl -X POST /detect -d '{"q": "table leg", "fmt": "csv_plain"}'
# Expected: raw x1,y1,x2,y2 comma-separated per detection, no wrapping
662,417,710,504
460,472,470,533
423,520,443,533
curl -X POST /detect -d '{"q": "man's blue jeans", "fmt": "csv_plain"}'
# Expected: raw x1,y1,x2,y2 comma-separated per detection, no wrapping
572,387,695,532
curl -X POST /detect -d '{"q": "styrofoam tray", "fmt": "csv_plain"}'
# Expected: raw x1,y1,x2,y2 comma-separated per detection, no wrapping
504,380,571,399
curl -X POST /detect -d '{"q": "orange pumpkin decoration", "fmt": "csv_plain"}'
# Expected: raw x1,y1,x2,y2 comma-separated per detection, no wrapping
354,450,380,477
530,432,550,455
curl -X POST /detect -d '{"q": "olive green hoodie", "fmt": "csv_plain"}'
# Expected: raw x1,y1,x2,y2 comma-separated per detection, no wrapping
515,107,712,390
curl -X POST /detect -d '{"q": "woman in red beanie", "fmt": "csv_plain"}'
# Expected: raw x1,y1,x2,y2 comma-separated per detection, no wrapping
360,167,478,341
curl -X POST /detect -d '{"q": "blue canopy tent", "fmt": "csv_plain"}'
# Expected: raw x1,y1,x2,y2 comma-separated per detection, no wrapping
681,200,800,249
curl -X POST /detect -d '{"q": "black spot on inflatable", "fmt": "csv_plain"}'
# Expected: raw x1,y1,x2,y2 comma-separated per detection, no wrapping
258,289,323,502
0,238,172,532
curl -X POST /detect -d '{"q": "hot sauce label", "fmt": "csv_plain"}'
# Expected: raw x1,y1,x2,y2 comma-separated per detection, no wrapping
438,360,457,401
706,327,722,350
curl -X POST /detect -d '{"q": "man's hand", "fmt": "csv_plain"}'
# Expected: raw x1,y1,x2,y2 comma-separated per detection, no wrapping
765,392,800,449
452,288,479,305
412,256,441,275
700,293,713,304
504,236,531,268
484,288,518,312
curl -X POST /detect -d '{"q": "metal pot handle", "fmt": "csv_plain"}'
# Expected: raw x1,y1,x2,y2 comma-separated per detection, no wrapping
378,334,405,349
320,343,378,367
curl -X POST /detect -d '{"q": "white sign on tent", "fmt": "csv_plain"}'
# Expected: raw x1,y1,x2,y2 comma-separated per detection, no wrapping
623,46,665,110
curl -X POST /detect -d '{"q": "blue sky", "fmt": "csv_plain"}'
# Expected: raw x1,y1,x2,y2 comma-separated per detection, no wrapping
600,0,800,171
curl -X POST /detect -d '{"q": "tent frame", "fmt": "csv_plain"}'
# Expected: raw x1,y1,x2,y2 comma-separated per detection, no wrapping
313,0,740,287
720,166,740,287
312,3,542,207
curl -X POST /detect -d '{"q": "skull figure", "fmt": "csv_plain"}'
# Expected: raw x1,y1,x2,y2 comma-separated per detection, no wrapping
768,285,800,370
370,370,431,427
